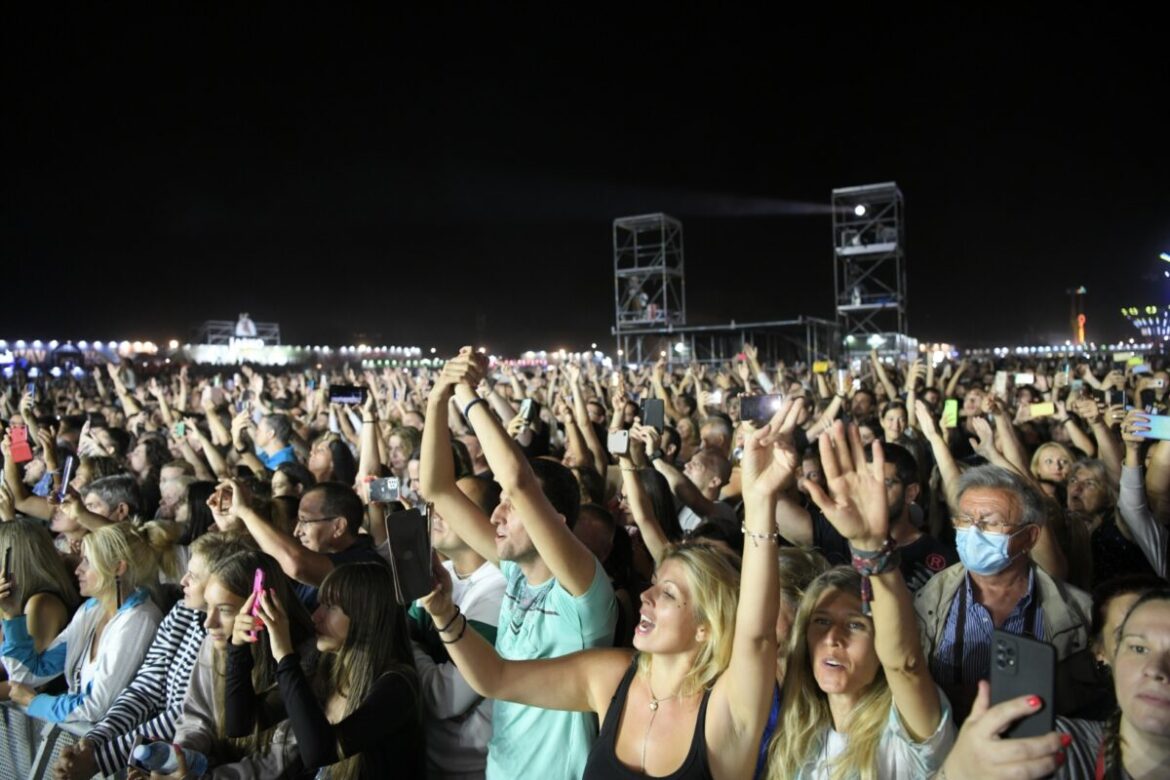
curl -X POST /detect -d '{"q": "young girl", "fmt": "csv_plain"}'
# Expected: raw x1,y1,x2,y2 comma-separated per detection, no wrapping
767,423,953,779
165,550,314,777
242,562,423,779
0,522,166,724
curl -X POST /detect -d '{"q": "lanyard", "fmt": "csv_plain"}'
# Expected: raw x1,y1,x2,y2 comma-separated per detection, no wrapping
950,576,1041,685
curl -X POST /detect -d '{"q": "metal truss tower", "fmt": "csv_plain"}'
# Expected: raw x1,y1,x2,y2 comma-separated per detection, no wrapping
613,214,686,363
832,183,909,352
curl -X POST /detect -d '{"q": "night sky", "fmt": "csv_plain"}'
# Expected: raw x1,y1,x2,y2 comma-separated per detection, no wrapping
4,9,1167,355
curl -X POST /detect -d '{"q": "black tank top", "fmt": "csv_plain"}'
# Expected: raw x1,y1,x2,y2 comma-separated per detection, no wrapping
582,658,715,780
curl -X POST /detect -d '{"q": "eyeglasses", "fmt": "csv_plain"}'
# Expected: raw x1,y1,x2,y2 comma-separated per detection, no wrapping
1066,478,1101,490
883,478,902,489
295,515,336,527
952,515,1027,534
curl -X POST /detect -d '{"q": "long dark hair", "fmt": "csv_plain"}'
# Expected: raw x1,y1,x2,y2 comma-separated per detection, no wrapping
315,563,418,780
179,480,218,545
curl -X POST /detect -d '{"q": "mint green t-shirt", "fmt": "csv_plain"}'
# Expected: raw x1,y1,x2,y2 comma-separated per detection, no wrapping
486,558,617,780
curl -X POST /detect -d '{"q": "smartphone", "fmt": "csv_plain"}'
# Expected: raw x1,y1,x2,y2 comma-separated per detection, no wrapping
384,508,433,605
369,477,400,503
708,389,723,404
812,360,831,374
1135,415,1170,442
248,568,266,640
307,379,316,391
1105,389,1126,407
740,394,782,423
25,382,36,399
993,371,1008,396
58,455,76,501
640,398,665,433
942,399,959,428
990,630,1056,738
519,398,540,424
607,429,630,456
1112,351,1135,364
8,425,34,464
328,384,366,405
1014,373,1034,386
1071,379,1084,392
1132,363,1152,375
1029,402,1056,418
175,421,186,437
836,368,849,391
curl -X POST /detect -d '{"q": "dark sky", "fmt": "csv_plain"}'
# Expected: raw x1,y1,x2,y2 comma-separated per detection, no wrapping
4,9,1168,354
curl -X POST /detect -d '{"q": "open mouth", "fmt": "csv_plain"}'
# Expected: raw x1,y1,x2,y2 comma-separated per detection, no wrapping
822,658,846,670
635,614,656,635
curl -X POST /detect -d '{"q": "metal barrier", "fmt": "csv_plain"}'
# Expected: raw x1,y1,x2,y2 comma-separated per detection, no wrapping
0,703,94,780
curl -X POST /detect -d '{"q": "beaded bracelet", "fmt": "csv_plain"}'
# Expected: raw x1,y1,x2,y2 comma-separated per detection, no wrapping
741,523,780,548
439,613,469,644
850,537,901,616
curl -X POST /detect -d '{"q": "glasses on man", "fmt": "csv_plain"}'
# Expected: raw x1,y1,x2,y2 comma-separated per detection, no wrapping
1066,477,1101,490
952,515,1026,534
295,515,336,527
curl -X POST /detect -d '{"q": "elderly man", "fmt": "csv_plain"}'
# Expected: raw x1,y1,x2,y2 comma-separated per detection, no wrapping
914,465,1098,724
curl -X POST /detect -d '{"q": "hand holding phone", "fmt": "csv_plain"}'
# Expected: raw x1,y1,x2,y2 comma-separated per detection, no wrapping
989,630,1056,738
248,568,266,640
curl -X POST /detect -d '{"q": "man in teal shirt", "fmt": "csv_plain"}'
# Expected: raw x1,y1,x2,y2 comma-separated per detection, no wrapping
421,348,617,780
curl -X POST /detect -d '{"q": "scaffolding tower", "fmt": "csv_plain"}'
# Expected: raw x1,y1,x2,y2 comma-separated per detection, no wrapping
613,214,686,364
832,183,909,353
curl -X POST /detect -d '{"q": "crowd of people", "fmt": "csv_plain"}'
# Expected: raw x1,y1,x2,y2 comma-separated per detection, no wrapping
0,344,1167,779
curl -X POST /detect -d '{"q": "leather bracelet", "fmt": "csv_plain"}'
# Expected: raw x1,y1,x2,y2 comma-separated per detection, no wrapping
436,605,462,633
463,397,488,420
439,613,468,644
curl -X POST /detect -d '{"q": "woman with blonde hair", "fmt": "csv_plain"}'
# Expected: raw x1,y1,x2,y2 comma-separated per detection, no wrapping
0,519,81,656
1030,441,1075,484
418,398,803,778
767,422,953,779
0,522,165,724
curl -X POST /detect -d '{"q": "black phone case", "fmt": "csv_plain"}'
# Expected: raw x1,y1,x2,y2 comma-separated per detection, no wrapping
640,399,665,433
384,508,432,605
989,629,1056,738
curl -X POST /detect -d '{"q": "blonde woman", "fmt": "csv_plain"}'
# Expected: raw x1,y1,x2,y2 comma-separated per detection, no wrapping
419,398,803,779
0,522,165,724
0,519,81,657
767,422,953,779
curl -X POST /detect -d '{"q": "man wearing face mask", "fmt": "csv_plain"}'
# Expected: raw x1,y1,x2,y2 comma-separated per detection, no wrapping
913,465,1099,725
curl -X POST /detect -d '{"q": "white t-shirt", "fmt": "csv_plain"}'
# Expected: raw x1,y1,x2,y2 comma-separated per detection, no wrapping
801,689,954,779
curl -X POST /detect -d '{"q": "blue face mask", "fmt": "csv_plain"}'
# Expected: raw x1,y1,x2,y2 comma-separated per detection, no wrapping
955,526,1028,576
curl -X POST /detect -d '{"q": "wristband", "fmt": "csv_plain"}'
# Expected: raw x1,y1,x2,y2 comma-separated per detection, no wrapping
463,397,488,420
650,451,663,462
436,605,462,633
850,537,901,616
439,614,469,644
742,523,780,547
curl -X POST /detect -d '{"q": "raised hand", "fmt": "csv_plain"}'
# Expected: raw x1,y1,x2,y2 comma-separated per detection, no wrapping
739,397,801,501
968,416,998,460
804,421,889,550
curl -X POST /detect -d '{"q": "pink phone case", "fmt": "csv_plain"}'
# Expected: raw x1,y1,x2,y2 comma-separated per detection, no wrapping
248,568,265,639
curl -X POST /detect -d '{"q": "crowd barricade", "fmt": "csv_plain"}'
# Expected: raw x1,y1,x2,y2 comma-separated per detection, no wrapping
0,702,92,780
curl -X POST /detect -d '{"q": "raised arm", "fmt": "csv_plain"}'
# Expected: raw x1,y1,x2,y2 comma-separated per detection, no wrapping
449,348,598,597
567,365,607,474
419,560,629,713
1118,413,1168,577
1147,440,1170,522
870,350,899,402
618,427,669,563
916,400,961,509
421,371,497,565
228,479,334,588
707,399,793,764
806,422,941,741
642,427,721,519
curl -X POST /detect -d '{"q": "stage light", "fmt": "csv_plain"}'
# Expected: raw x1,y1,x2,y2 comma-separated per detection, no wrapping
48,340,59,349
1160,252,1170,263
430,347,436,354
169,340,179,349
854,204,867,217
590,343,597,349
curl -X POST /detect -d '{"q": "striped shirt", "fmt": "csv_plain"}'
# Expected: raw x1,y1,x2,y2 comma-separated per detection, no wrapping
84,602,206,776
1055,718,1110,779
929,568,1045,690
